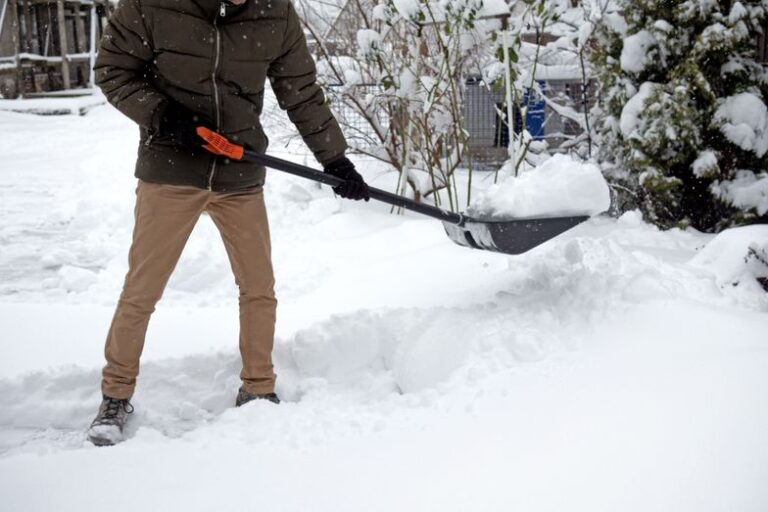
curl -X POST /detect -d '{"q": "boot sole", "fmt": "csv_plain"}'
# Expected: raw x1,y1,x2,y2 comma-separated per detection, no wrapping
88,434,117,447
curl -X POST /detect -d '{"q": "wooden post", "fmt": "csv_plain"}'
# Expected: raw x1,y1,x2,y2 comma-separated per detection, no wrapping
500,16,516,171
0,0,9,40
88,2,96,88
23,0,40,55
56,0,70,90
74,3,86,53
9,0,23,97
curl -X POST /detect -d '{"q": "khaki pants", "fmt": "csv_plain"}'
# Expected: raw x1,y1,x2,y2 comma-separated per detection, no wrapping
102,180,277,399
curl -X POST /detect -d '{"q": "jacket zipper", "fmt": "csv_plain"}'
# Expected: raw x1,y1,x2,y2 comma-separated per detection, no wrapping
207,5,225,191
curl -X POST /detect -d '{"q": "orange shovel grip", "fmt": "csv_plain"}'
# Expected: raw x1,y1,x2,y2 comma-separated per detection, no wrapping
196,126,245,161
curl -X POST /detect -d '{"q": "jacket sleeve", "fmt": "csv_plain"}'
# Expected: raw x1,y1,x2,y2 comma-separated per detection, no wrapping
268,1,347,166
94,0,166,132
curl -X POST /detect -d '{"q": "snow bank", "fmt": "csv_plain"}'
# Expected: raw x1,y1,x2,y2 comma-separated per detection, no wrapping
468,154,611,219
275,303,559,397
690,225,768,287
715,92,768,157
0,93,105,116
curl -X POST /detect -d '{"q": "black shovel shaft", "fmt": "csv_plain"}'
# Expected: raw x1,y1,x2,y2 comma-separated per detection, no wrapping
242,150,464,225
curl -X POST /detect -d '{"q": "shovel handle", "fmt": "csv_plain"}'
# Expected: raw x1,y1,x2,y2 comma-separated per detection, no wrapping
243,150,465,225
195,127,464,225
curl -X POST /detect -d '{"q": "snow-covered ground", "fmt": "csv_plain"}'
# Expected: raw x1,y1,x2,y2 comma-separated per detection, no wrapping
1,97,767,512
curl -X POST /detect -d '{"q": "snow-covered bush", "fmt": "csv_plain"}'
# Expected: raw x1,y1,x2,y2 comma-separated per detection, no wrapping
591,0,768,231
465,1,600,180
484,0,568,176
307,0,510,209
504,1,603,164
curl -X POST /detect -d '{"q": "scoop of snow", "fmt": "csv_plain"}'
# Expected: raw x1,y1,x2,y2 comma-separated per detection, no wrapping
468,154,611,219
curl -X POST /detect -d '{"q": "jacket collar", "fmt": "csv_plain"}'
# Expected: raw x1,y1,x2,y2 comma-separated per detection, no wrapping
189,0,249,22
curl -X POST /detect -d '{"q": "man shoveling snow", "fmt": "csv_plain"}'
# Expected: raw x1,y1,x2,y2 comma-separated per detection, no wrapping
87,0,370,446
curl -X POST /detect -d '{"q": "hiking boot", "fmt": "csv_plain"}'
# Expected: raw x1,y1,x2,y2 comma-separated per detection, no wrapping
87,395,134,446
235,388,280,407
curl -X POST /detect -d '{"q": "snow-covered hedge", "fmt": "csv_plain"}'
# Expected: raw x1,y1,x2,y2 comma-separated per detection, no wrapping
592,0,768,231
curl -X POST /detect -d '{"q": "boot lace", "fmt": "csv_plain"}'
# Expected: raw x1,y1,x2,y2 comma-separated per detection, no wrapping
103,397,134,419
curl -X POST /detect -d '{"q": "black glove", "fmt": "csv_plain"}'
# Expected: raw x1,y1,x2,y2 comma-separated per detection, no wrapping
324,157,370,201
157,101,213,151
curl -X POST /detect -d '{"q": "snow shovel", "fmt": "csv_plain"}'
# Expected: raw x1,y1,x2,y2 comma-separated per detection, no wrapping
197,128,590,255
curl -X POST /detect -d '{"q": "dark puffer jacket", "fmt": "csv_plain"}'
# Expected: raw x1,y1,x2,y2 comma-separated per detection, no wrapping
95,0,347,192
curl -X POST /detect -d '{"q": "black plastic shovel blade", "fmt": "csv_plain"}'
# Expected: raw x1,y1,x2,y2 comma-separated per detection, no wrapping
442,215,590,255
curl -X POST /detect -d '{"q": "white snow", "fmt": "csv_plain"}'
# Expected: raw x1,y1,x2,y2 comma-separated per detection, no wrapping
689,225,768,287
712,170,768,215
691,149,719,178
479,0,509,17
715,92,768,157
372,3,389,21
620,30,656,74
620,81,658,137
653,19,673,33
468,154,611,219
86,423,123,445
0,92,105,115
392,0,421,19
0,96,767,512
728,1,749,24
356,29,381,57
58,265,99,293
601,11,628,36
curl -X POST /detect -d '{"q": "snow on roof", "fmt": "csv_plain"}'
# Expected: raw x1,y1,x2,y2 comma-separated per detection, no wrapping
519,41,583,81
389,0,510,24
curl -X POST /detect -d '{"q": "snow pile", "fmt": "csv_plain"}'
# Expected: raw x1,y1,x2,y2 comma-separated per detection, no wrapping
690,224,768,288
715,92,768,157
620,30,656,73
468,154,611,219
58,265,99,293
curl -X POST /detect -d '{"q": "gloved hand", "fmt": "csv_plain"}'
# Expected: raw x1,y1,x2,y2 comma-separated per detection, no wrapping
324,157,370,201
157,101,214,152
